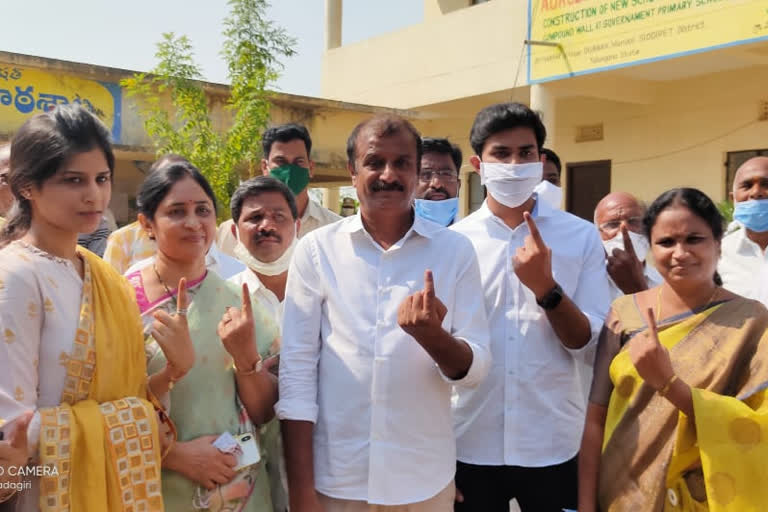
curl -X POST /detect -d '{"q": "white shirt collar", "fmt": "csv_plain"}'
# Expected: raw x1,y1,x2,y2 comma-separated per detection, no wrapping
338,211,439,240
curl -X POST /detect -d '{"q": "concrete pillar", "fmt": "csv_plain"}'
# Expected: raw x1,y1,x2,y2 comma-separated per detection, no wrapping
325,0,343,50
530,84,556,150
322,187,340,214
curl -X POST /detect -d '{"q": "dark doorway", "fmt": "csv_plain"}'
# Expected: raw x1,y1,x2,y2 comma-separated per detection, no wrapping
566,160,611,221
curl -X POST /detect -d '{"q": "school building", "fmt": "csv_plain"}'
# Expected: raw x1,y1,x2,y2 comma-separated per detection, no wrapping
322,0,768,218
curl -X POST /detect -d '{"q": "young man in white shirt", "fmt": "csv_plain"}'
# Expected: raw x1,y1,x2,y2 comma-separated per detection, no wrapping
594,192,663,300
278,115,491,512
718,156,768,303
217,124,341,255
451,102,612,512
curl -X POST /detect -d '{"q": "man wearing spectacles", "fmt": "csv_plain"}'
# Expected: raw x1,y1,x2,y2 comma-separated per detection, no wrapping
594,192,662,299
0,144,12,226
414,137,462,226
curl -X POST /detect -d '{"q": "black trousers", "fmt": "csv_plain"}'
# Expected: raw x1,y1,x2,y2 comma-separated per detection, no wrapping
454,456,578,512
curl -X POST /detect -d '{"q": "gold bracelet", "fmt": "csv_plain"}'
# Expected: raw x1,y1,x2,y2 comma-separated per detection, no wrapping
234,359,263,376
659,375,679,397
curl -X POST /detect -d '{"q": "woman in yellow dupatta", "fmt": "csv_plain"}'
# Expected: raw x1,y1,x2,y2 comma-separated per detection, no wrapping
0,106,193,511
579,187,768,512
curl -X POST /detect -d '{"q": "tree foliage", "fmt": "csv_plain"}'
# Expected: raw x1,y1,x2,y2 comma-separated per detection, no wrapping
121,0,295,218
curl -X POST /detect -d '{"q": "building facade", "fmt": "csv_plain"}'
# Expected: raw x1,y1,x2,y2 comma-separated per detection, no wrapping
322,0,768,218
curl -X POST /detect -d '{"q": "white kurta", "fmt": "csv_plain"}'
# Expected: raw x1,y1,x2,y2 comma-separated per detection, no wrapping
0,241,84,511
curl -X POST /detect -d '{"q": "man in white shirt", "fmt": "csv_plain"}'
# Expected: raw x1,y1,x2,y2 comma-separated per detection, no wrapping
594,192,662,301
227,175,299,512
228,176,299,321
277,115,491,512
451,102,611,512
718,156,768,304
217,123,341,255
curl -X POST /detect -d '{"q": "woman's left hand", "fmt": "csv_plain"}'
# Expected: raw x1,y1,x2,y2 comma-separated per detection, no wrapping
218,283,260,371
629,308,676,391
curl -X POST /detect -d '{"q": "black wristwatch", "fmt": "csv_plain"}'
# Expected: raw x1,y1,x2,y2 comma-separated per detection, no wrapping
536,283,563,310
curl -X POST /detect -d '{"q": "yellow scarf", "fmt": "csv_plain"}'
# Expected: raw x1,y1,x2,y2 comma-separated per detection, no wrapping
39,249,163,511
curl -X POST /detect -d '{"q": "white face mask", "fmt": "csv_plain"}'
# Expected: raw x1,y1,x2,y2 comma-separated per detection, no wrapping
480,162,543,208
533,180,563,210
233,225,297,276
602,230,650,263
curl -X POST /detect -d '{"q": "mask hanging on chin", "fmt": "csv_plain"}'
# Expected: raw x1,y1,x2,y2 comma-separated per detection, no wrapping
602,230,650,263
270,164,311,196
734,199,768,233
233,226,298,276
533,180,563,210
480,162,543,208
414,197,459,227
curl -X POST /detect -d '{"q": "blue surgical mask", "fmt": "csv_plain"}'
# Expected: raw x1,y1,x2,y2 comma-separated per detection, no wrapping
414,197,459,227
734,199,768,233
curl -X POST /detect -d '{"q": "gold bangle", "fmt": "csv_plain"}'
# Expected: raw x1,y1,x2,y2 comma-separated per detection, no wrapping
659,375,679,397
234,359,263,376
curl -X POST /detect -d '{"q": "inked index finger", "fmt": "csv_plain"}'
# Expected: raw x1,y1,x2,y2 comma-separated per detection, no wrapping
523,211,545,248
241,282,252,315
423,269,435,310
176,277,188,312
643,307,660,343
621,225,637,257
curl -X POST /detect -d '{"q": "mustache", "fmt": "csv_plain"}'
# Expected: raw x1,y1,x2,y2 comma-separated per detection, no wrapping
371,180,405,192
425,187,449,197
252,230,281,243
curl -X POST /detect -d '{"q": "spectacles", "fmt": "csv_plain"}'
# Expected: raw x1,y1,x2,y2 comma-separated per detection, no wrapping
598,217,643,232
419,170,458,183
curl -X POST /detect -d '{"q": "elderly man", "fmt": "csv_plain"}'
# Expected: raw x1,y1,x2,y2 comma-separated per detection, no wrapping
0,144,11,226
217,123,341,255
278,115,491,512
719,156,768,303
594,192,662,299
413,137,462,226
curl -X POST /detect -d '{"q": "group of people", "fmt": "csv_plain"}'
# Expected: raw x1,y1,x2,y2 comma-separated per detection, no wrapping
0,101,767,512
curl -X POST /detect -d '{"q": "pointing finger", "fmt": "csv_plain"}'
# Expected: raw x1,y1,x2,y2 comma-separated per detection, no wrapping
523,212,546,249
176,277,188,313
643,307,661,344
241,282,252,316
423,270,435,311
621,225,637,258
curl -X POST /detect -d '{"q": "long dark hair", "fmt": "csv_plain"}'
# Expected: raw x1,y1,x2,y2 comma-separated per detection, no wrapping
0,105,114,246
644,187,724,285
136,155,217,221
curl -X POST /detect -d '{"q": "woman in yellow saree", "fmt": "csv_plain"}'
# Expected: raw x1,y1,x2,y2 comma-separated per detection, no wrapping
0,106,192,511
578,187,768,512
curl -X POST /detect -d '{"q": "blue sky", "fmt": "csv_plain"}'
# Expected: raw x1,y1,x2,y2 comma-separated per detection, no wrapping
0,0,423,97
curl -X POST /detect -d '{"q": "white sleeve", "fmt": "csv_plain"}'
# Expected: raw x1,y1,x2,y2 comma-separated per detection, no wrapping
439,237,491,388
276,236,324,423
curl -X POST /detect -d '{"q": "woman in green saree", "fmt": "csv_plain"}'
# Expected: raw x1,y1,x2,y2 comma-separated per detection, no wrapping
579,188,768,512
125,157,280,512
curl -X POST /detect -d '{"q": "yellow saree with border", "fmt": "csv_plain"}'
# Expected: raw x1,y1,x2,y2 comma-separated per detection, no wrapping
597,294,768,511
38,249,164,511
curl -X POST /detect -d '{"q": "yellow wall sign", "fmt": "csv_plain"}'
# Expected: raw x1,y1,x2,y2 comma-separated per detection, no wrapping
0,65,122,142
528,0,768,82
